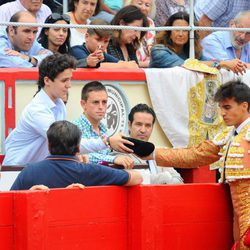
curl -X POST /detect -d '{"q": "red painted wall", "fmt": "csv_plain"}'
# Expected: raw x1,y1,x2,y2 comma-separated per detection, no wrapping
0,185,233,250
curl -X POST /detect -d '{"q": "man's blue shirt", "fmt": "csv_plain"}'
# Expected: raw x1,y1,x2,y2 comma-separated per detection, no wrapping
10,155,129,190
201,31,250,62
0,28,51,68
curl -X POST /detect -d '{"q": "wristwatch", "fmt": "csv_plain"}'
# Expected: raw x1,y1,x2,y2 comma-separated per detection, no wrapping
212,60,221,70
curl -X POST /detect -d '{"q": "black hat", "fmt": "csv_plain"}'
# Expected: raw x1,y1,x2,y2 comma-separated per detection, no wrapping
123,136,155,157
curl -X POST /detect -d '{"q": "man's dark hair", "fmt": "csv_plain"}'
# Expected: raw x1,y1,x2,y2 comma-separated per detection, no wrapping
81,81,107,101
111,5,149,49
87,19,113,38
214,80,250,111
47,120,81,155
36,53,76,94
128,103,156,124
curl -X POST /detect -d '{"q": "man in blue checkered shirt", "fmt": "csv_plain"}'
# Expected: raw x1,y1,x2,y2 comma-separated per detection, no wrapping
73,81,134,169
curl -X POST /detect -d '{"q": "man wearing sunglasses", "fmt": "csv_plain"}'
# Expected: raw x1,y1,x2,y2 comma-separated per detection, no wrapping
201,11,250,70
0,10,52,68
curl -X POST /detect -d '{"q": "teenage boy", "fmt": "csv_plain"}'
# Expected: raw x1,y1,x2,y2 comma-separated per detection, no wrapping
3,54,133,165
70,19,118,68
73,81,134,169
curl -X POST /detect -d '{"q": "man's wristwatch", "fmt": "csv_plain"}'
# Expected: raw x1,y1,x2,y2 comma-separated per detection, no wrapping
212,60,221,70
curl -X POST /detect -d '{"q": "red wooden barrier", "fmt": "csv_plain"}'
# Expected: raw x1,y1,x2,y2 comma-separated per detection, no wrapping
0,192,14,250
128,184,233,250
0,184,233,250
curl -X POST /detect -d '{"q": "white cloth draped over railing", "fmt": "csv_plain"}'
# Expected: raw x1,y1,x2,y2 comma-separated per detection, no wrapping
144,67,250,147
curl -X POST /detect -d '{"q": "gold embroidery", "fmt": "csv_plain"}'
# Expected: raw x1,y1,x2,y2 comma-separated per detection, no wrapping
187,75,224,146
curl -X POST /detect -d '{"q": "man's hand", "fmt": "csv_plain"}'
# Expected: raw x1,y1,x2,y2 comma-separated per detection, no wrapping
29,184,49,191
87,47,104,67
223,59,247,75
66,183,85,189
76,154,89,163
109,134,134,153
114,155,134,169
4,48,28,60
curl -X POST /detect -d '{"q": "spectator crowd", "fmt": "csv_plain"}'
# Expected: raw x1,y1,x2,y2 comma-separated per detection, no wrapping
0,0,249,70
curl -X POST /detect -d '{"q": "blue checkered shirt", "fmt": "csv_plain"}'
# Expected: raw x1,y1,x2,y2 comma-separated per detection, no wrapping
73,113,116,164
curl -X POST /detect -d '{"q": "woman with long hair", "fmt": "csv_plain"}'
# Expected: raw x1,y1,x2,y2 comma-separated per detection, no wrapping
150,11,246,74
125,0,156,67
38,13,71,54
107,5,149,64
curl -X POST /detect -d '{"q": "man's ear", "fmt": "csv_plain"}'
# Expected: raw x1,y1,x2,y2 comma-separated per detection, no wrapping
128,121,132,134
76,144,80,153
80,99,86,111
8,26,15,36
44,76,50,86
48,142,51,153
242,101,249,112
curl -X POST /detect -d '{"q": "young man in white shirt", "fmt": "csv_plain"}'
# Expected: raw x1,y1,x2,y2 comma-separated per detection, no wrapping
3,53,133,165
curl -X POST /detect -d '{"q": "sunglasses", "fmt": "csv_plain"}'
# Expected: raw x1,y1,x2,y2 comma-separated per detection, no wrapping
47,13,70,23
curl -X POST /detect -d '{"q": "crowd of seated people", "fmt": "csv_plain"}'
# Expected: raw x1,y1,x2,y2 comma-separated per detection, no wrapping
0,0,249,70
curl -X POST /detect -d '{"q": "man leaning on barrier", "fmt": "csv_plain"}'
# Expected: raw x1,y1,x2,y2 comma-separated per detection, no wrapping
10,120,143,190
201,11,250,68
0,11,52,68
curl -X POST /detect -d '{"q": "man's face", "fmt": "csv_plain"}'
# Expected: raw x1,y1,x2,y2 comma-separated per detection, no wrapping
230,17,250,48
85,33,110,53
129,112,154,141
20,0,43,14
8,12,38,51
44,68,72,102
219,98,249,128
10,26,38,51
81,90,108,125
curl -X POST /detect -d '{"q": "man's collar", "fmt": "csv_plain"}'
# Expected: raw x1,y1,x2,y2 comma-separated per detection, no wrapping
235,117,250,134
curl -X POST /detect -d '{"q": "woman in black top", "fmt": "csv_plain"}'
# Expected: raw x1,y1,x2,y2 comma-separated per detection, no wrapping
107,5,149,64
37,13,71,54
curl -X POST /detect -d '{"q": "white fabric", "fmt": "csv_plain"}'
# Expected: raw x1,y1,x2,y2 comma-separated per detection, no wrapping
3,89,107,165
144,67,250,147
144,67,203,147
69,19,91,47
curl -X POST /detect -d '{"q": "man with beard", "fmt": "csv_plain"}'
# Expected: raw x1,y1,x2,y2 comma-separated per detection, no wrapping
201,11,250,69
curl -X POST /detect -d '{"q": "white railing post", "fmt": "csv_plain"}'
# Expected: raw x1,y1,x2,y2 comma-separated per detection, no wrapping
189,0,195,59
63,0,68,14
